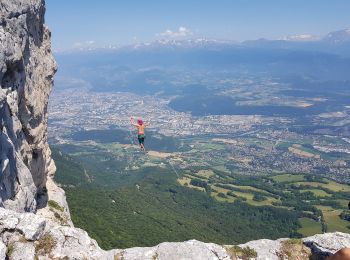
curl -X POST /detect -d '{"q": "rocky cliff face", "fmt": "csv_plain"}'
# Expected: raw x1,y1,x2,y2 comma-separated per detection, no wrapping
0,1,349,259
0,0,61,212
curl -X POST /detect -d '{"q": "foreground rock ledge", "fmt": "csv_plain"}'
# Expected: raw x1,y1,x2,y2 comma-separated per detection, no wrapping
0,208,349,260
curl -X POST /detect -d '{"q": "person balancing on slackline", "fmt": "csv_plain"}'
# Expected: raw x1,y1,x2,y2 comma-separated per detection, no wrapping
130,117,149,151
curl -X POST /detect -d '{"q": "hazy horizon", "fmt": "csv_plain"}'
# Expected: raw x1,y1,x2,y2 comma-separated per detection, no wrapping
46,0,350,52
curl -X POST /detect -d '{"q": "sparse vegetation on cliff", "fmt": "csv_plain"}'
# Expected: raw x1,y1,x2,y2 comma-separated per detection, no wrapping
225,245,257,260
35,234,56,256
278,239,311,260
48,200,64,212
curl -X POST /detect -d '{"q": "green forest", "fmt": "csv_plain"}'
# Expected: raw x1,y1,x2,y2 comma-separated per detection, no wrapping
53,148,301,249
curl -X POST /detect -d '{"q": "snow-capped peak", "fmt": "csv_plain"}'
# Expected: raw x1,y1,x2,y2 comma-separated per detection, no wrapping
324,28,350,43
280,34,320,42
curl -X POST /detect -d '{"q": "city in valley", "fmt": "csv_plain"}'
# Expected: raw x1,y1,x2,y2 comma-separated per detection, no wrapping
49,80,350,184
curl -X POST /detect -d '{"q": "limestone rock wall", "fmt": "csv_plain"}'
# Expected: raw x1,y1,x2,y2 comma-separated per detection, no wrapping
0,0,57,212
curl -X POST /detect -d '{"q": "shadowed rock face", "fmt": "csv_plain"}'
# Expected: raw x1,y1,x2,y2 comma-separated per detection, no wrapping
0,0,57,212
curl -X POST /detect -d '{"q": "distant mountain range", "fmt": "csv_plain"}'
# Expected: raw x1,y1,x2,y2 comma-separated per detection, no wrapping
151,28,350,47
59,28,350,57
240,28,350,55
324,28,350,43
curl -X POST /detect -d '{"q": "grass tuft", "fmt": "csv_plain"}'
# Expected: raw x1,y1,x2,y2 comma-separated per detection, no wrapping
278,239,311,260
48,200,64,212
6,243,14,257
114,251,124,260
152,252,159,260
35,234,56,256
225,245,257,260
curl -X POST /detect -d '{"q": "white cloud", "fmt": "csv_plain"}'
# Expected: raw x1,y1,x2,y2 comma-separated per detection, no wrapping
73,40,96,49
157,26,193,38
280,34,320,42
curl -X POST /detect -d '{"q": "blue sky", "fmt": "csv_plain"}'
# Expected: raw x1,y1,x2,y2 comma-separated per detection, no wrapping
46,0,350,51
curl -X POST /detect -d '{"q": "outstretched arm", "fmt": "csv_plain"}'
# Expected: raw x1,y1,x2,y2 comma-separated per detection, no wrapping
130,117,138,127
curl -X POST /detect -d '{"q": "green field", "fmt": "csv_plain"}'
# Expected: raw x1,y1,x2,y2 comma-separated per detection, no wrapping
323,209,350,233
297,145,320,155
195,170,214,179
229,184,272,195
198,142,225,151
212,165,230,173
230,190,278,206
295,180,350,192
338,199,350,208
323,181,350,192
271,174,305,183
211,192,236,203
177,177,206,191
298,218,322,236
300,189,332,197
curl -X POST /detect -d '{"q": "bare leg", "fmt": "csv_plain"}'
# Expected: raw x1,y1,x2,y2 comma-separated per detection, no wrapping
327,248,350,260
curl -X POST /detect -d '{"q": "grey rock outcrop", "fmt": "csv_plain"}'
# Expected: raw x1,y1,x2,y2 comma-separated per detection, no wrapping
0,0,62,212
0,208,116,259
238,239,286,260
304,232,350,256
0,208,349,259
118,240,231,260
0,241,6,260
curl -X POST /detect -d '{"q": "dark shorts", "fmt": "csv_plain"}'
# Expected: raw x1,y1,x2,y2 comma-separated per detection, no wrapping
138,134,145,144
